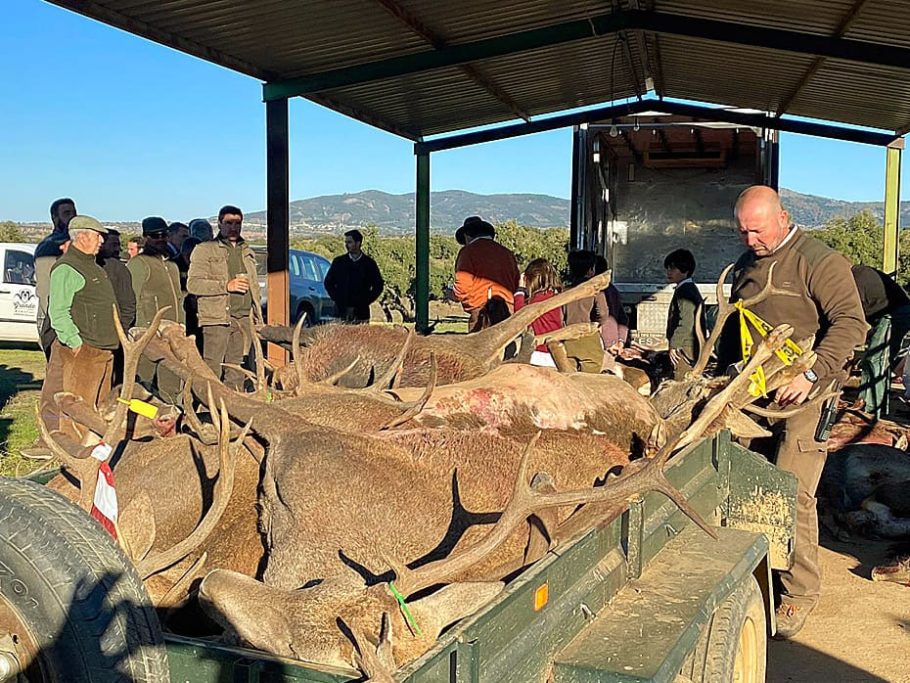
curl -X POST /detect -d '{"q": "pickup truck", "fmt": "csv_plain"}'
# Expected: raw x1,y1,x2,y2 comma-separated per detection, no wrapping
0,431,794,683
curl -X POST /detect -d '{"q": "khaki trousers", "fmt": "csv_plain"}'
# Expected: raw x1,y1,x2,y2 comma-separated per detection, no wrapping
202,318,250,390
39,342,66,432
769,398,826,607
137,355,183,404
51,341,113,440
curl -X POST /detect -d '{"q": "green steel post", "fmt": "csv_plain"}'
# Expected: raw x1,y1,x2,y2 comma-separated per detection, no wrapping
415,151,431,332
883,139,904,275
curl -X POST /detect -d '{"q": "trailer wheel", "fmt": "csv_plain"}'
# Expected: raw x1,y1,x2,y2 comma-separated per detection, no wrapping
685,575,766,683
0,478,169,682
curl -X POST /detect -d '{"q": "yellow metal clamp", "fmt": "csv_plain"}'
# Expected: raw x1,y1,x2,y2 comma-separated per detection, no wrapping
736,301,803,397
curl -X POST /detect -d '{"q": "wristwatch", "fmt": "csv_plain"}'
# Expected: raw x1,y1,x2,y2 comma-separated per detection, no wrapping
803,369,819,384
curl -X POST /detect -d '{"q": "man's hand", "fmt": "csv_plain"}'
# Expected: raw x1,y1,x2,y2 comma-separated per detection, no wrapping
227,276,250,294
775,373,814,407
668,348,682,367
72,344,82,356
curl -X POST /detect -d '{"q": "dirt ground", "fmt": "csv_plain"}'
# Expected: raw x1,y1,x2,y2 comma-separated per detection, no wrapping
768,536,910,682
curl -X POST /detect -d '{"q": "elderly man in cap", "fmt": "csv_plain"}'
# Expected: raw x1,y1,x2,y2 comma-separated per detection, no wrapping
46,216,120,438
128,217,184,401
452,216,520,332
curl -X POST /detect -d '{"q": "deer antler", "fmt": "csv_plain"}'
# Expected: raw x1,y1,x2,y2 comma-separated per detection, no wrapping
690,263,799,377
349,612,396,683
38,306,171,510
136,398,250,579
370,327,415,392
535,322,599,347
379,353,437,430
384,323,801,597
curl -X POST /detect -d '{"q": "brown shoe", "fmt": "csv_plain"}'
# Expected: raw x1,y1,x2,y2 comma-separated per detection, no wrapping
773,602,810,640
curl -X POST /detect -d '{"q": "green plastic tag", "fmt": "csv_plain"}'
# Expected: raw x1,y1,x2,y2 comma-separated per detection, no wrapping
389,581,422,636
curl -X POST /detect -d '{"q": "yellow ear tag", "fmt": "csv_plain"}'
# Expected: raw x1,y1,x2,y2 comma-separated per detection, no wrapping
116,397,159,420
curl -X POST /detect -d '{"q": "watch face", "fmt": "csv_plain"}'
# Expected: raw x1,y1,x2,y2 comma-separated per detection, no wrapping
805,370,819,383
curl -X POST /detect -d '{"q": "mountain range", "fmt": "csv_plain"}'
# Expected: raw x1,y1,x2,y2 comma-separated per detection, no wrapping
241,188,909,235
7,188,908,238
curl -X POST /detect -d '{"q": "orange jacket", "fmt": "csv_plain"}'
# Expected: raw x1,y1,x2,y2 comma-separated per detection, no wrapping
453,238,520,312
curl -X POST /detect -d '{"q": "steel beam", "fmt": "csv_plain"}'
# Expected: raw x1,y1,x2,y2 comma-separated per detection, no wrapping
415,151,431,332
416,99,899,154
265,97,290,366
883,139,904,275
263,9,910,101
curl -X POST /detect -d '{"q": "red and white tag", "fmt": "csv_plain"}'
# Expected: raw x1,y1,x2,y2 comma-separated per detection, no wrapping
88,442,118,539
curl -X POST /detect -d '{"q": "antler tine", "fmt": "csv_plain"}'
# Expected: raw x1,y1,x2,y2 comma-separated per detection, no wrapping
739,262,799,308
103,305,171,446
380,353,437,430
694,302,706,357
350,612,396,683
676,324,794,451
221,363,259,384
690,263,734,376
744,382,838,420
291,315,308,394
320,356,362,387
249,311,268,397
137,399,241,579
205,382,221,435
371,327,414,392
36,405,98,510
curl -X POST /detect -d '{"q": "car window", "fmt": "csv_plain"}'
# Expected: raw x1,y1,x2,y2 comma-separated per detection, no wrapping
4,250,36,285
315,256,330,280
253,250,268,278
289,253,301,277
300,254,320,281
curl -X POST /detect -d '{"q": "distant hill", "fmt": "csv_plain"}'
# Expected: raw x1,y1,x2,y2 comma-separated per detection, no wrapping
243,190,571,235
781,188,910,229
6,187,908,238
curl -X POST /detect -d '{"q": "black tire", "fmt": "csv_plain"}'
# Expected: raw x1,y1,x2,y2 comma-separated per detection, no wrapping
682,575,767,683
296,303,316,327
0,477,169,682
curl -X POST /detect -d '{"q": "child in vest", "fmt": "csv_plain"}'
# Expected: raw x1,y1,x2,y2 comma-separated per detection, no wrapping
664,248,704,379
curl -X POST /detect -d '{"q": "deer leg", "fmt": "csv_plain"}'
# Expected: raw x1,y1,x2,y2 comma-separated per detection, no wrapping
547,340,575,373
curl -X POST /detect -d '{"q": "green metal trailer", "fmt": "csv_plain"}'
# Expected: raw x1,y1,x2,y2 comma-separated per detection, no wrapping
159,431,795,683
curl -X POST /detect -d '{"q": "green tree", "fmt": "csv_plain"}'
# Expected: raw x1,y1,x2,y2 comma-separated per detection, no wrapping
812,210,882,268
0,222,25,242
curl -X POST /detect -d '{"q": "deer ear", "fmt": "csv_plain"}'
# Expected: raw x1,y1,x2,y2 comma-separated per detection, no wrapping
120,491,156,561
725,411,771,440
407,582,504,636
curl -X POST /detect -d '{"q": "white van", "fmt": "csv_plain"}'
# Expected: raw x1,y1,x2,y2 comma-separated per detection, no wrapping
0,243,39,343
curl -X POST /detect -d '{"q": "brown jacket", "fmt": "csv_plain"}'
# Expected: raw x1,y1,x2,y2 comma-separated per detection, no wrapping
717,227,867,381
186,239,261,327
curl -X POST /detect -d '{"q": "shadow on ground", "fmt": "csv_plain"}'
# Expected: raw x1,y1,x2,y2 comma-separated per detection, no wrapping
768,640,889,682
0,350,39,450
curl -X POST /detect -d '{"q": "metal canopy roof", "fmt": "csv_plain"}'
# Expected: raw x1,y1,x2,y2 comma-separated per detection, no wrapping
48,0,910,141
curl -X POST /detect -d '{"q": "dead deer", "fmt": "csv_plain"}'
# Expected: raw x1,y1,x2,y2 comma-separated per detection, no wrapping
197,323,822,679
40,308,258,607
256,270,615,389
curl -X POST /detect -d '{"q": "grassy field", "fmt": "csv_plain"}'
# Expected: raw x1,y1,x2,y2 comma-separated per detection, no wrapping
0,343,46,477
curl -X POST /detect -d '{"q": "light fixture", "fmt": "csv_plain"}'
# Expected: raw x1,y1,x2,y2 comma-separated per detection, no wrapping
609,122,619,138
633,117,641,132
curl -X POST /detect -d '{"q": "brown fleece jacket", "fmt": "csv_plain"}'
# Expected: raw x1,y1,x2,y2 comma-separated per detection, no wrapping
717,227,867,381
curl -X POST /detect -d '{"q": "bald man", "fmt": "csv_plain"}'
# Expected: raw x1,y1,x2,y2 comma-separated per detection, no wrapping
717,185,866,638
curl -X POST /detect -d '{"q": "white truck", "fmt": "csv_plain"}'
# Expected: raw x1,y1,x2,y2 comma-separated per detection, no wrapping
0,243,39,344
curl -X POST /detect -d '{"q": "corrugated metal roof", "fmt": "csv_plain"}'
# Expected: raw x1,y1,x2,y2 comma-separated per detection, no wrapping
46,0,910,139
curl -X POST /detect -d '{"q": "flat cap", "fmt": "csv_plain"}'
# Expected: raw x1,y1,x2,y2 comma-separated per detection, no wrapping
68,215,107,234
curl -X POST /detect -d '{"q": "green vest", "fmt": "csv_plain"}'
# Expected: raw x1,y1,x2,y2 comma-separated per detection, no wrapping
129,254,184,326
52,247,119,350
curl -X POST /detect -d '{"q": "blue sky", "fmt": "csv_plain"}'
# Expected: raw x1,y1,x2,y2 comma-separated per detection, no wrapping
2,0,908,222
